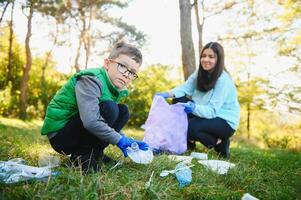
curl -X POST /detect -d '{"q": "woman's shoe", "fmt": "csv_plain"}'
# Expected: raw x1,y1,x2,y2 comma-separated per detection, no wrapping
187,140,196,150
214,139,230,159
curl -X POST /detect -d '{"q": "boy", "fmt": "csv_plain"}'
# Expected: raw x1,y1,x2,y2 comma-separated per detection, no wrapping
41,41,148,173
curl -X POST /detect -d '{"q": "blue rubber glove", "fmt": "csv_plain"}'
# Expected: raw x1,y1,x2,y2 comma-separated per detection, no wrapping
117,135,149,157
183,101,196,113
155,92,170,99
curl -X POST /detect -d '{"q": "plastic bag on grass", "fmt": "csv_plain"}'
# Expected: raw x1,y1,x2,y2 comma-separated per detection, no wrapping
175,162,192,188
143,96,188,154
38,153,60,168
0,158,58,184
198,160,235,175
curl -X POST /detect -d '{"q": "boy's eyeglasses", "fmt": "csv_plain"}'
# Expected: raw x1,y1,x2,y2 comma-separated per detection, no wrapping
109,59,138,80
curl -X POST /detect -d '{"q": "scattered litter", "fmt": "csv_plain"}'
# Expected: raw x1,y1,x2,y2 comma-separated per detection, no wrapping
167,155,192,164
160,164,194,177
190,152,208,160
242,193,259,200
127,142,153,164
145,170,154,189
198,160,235,175
38,153,60,168
0,158,58,184
174,162,193,188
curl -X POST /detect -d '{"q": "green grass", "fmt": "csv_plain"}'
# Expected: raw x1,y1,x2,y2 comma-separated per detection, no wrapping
0,117,300,200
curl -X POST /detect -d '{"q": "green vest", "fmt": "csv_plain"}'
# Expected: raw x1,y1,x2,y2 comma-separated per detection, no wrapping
41,67,129,135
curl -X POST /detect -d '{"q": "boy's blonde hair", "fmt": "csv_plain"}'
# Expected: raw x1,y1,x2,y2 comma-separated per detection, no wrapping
109,41,143,66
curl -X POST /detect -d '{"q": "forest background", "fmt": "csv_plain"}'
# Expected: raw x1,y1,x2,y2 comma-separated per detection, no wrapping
0,0,301,199
0,0,300,155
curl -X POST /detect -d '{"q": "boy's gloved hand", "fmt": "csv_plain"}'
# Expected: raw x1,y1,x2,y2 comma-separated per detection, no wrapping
155,92,170,99
117,135,149,157
183,101,196,113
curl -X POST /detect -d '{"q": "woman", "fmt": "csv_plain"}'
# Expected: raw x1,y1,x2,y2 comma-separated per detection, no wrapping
157,42,240,159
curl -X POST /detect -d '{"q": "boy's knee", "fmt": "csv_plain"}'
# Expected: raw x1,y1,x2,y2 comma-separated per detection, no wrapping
99,101,119,120
118,104,129,116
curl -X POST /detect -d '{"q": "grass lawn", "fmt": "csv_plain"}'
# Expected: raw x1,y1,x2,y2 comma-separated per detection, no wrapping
0,117,300,200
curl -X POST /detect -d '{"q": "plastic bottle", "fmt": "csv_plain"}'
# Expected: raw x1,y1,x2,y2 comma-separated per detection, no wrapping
127,142,153,164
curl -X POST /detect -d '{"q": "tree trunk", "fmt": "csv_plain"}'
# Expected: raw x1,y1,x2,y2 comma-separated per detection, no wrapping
20,2,33,119
74,0,86,72
179,0,196,80
84,2,92,69
7,1,14,86
193,0,203,54
0,1,10,25
74,38,82,72
247,71,250,140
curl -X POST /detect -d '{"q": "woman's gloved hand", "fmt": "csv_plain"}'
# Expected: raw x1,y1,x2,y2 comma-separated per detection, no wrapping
183,101,196,113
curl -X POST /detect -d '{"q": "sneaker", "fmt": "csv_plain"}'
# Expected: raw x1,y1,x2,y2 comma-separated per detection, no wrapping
187,140,196,150
214,139,230,159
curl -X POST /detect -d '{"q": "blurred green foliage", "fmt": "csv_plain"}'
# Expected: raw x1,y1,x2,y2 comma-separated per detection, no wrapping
0,25,300,151
0,26,67,118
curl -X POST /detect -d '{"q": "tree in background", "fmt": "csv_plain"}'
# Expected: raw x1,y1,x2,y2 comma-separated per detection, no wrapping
2,0,144,119
0,27,24,117
0,26,65,118
27,56,67,118
179,0,246,80
19,0,36,119
276,0,301,115
0,0,10,25
33,0,69,117
63,0,146,71
6,0,14,86
179,0,196,80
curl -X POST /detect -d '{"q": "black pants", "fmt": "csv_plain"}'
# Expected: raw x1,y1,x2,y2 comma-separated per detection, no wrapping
172,97,235,148
49,101,129,156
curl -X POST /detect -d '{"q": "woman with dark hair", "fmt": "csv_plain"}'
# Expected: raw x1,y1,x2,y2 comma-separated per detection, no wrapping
156,42,240,159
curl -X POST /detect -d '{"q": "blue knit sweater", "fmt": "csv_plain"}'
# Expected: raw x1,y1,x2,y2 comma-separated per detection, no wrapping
171,70,240,130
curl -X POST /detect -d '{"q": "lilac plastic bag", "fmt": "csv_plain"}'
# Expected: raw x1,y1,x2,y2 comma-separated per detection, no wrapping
143,96,188,154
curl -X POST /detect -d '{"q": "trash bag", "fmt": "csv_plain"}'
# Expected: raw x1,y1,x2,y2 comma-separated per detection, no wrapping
143,96,188,154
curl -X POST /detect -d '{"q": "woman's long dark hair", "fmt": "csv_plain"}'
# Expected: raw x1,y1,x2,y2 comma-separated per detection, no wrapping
197,42,225,92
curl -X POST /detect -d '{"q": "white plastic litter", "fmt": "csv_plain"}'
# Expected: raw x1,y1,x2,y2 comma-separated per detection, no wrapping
174,162,193,188
127,142,154,164
167,155,193,164
242,193,259,200
160,164,194,177
198,160,235,175
0,158,56,183
38,153,60,168
145,170,154,189
110,159,123,170
190,152,208,160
